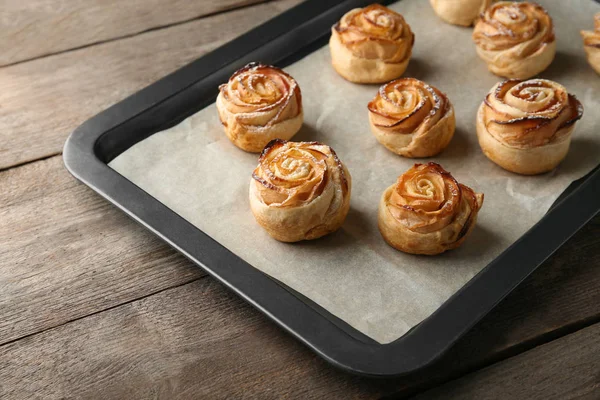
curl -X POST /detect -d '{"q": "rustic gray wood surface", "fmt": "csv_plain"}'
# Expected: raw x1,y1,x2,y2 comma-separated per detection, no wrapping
0,1,598,398
0,0,300,170
0,0,270,67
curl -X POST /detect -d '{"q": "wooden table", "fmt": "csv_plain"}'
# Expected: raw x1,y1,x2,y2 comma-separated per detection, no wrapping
1,1,599,398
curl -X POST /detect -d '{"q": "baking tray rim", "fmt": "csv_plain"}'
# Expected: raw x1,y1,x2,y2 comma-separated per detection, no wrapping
63,0,600,377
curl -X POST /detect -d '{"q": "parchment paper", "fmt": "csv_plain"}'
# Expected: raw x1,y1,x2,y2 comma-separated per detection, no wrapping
110,0,600,344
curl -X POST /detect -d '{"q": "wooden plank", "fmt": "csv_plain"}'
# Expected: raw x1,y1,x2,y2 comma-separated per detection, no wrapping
0,278,406,400
0,278,350,399
412,323,600,400
0,263,597,399
0,156,203,345
0,149,598,398
0,0,268,67
0,0,303,170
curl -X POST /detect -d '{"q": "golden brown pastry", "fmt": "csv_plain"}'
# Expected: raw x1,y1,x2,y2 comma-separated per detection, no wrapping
216,63,303,153
430,0,495,27
477,79,584,175
329,4,414,84
378,163,483,255
368,78,455,158
249,140,351,242
473,2,555,79
581,13,600,75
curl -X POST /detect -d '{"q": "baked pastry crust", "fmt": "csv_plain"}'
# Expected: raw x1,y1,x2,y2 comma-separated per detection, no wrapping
581,14,600,75
476,79,584,175
329,4,414,84
217,63,303,153
430,0,494,27
368,78,455,158
378,163,483,255
472,2,555,79
249,140,351,242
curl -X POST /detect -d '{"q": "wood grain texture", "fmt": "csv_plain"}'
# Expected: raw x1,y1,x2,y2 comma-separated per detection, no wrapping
0,0,303,170
0,156,203,345
0,278,353,400
413,323,600,400
0,0,267,67
0,151,598,399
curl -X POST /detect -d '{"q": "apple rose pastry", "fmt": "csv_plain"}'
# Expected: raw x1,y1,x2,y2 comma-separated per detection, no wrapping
477,79,584,175
368,78,455,158
330,4,415,84
430,0,495,27
250,140,351,242
378,163,484,255
472,2,556,79
216,63,303,153
581,14,600,75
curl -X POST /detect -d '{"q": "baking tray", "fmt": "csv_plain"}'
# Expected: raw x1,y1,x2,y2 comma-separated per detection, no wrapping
63,0,600,377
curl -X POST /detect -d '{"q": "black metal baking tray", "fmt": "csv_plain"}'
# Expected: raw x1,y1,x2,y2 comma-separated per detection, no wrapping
63,0,600,377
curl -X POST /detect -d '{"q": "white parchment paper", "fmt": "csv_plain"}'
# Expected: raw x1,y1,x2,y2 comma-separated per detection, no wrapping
110,0,600,344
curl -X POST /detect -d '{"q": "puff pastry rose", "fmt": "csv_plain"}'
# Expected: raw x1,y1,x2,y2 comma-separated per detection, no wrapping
581,14,600,75
378,163,483,255
477,79,584,175
216,63,303,153
473,2,556,79
368,78,455,158
430,0,495,27
250,140,351,242
330,4,414,83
